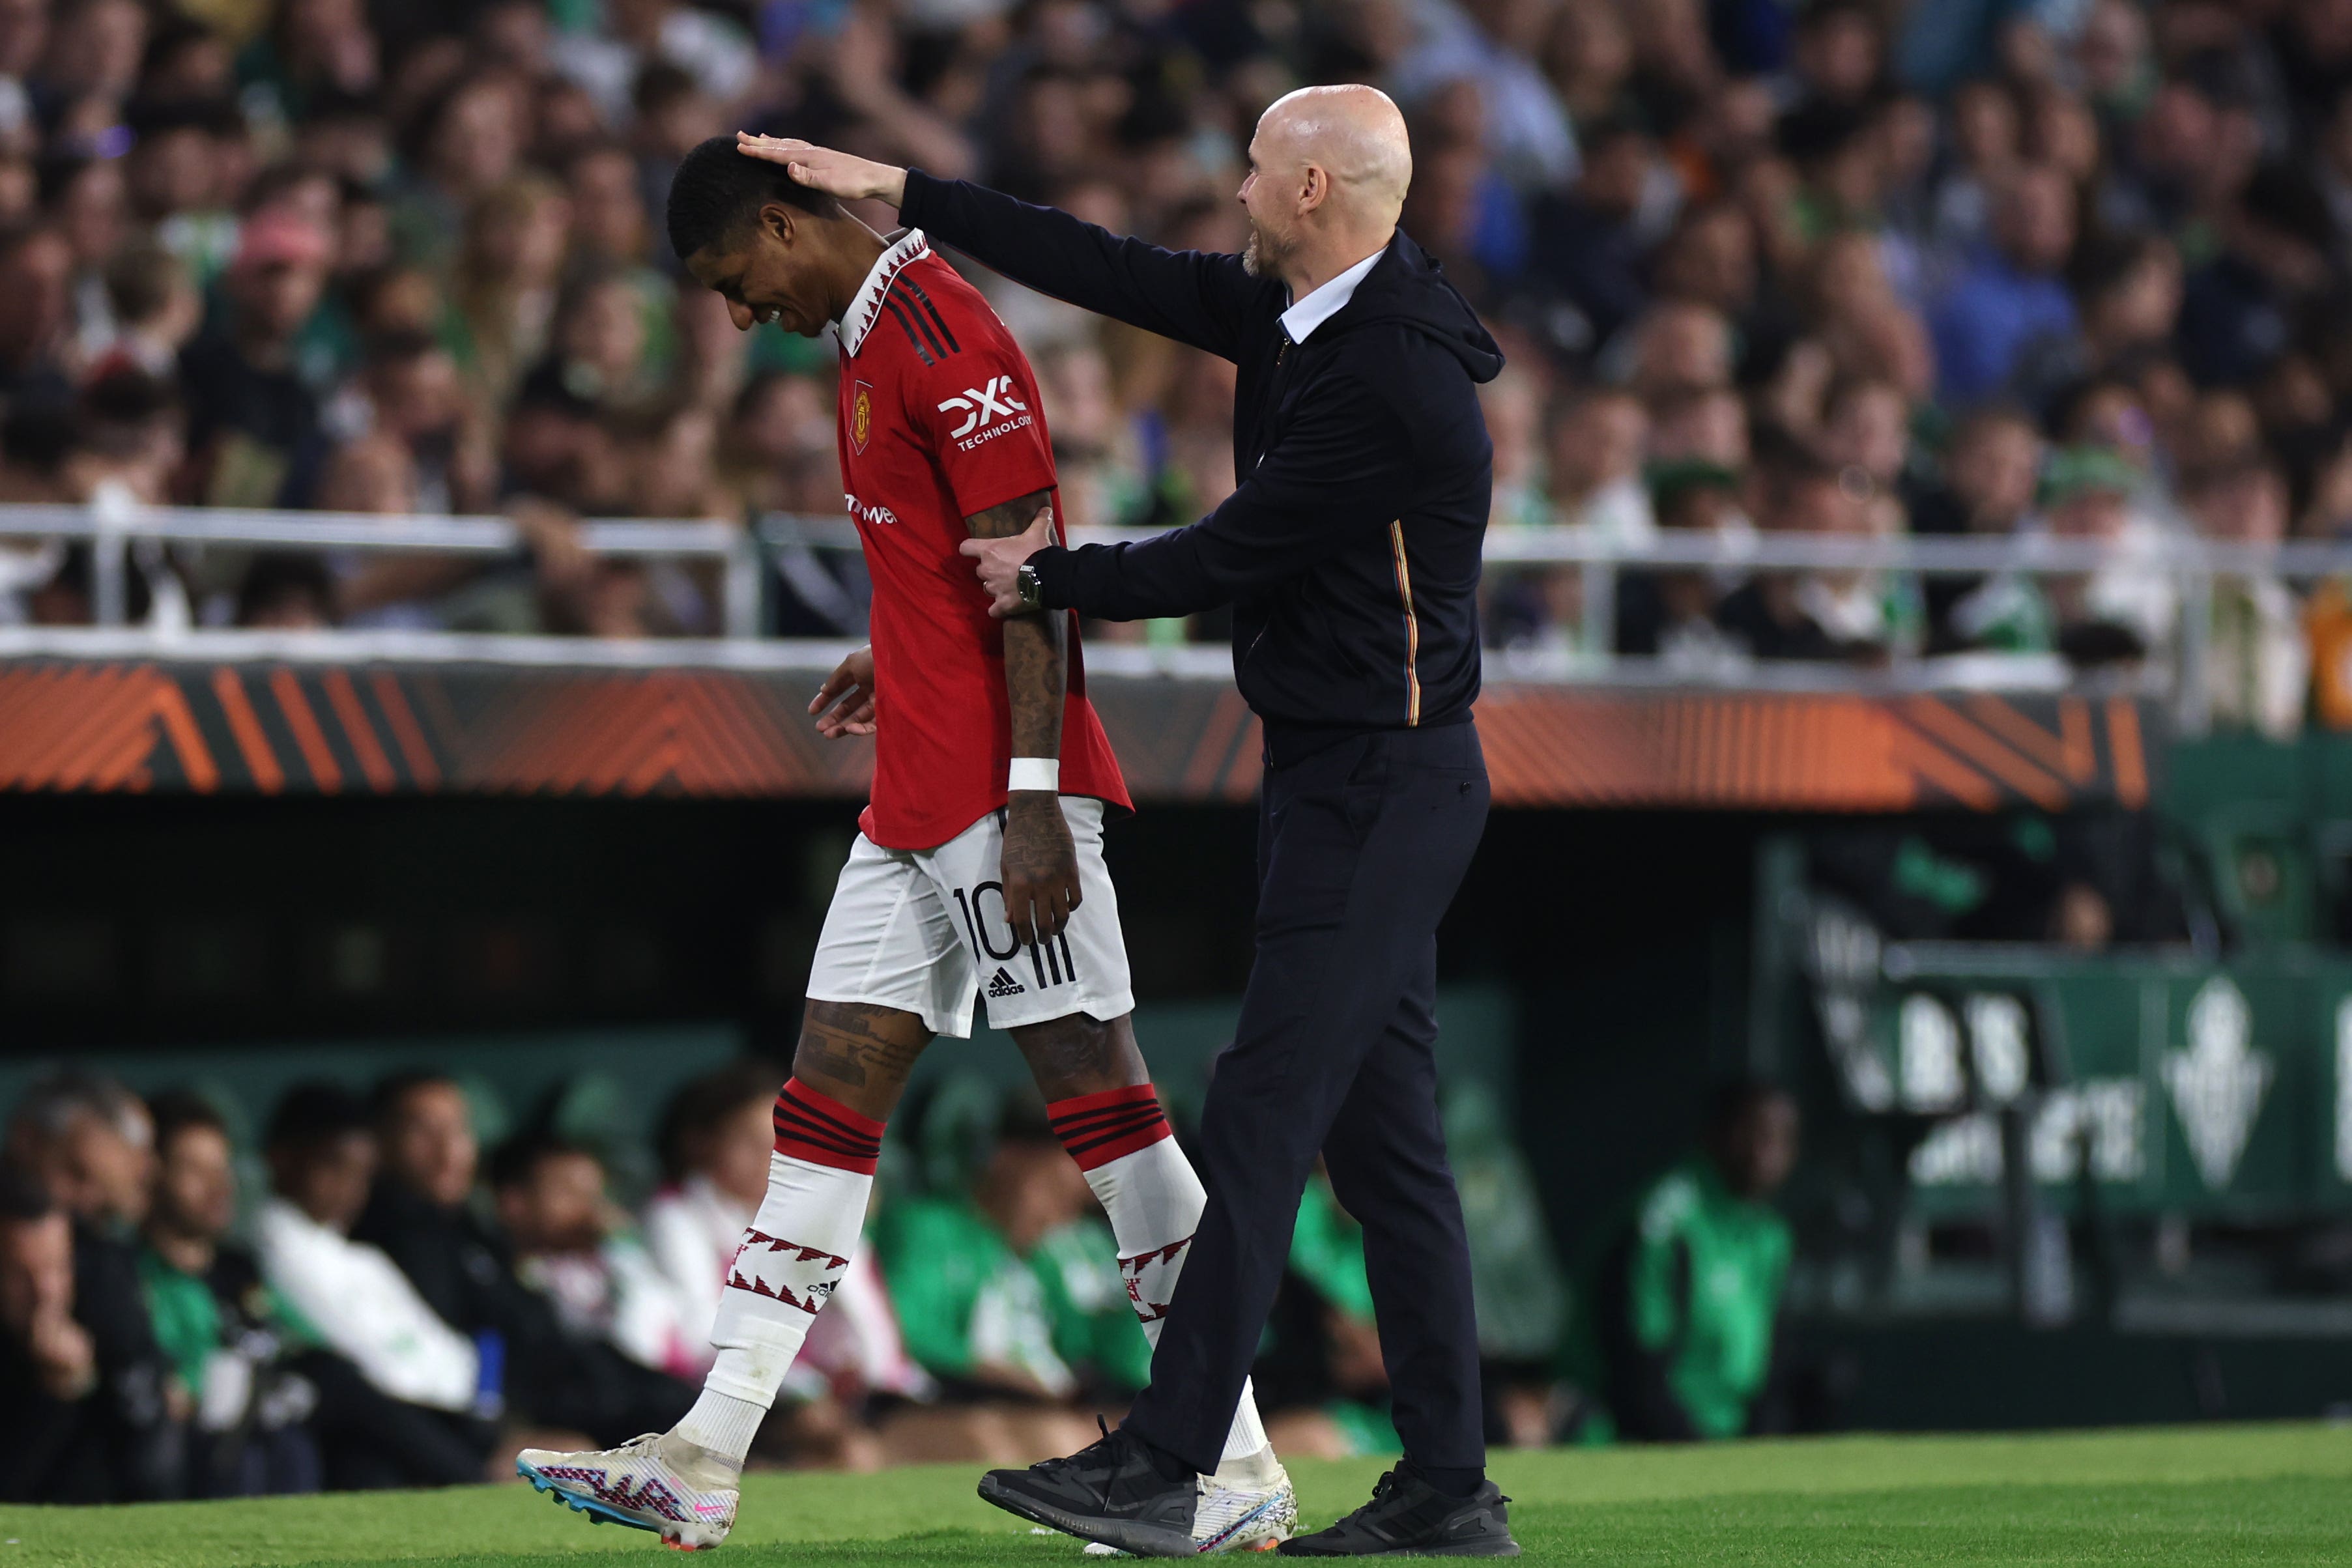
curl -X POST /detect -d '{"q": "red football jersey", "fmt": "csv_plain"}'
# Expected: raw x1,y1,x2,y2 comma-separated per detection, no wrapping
834,231,1130,851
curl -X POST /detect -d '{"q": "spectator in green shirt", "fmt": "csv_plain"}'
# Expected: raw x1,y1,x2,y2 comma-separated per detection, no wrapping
1586,1082,1799,1442
137,1090,322,1496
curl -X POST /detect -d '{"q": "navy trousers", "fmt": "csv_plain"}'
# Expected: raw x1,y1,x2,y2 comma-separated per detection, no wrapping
1123,720,1491,1475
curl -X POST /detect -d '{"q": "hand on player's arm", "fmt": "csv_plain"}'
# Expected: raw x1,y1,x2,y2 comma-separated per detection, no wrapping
809,645,877,738
736,133,908,208
959,510,1059,619
969,492,1080,948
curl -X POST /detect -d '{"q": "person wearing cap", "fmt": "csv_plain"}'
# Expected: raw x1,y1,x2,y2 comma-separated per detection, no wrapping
1943,444,2175,663
177,207,335,507
2041,444,2175,664
1916,406,2043,653
1616,457,1747,670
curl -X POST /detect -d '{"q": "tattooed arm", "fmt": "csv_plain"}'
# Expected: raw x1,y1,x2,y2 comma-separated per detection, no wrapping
969,488,1081,950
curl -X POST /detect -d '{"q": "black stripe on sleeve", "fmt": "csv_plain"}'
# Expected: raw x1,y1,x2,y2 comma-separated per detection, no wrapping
883,294,944,363
900,278,961,354
880,296,934,365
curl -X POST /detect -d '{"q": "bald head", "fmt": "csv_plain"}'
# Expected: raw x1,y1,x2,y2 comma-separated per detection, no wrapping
1259,85,1412,220
1241,85,1412,291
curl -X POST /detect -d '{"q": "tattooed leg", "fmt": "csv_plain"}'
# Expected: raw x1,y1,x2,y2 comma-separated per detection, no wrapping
792,1000,934,1122
1011,1010,1147,1102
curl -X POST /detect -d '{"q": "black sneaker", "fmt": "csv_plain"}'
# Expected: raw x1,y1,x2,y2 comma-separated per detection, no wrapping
1278,1468,1521,1556
976,1419,1198,1558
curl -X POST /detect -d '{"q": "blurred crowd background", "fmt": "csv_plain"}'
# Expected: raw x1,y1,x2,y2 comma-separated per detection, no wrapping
0,1060,1801,1497
12,0,2352,1501
0,0,2345,726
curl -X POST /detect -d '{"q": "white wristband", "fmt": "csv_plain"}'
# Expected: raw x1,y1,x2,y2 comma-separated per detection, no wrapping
1007,757,1060,793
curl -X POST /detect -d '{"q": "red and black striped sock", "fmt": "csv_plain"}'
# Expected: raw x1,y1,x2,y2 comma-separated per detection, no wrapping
1046,1082,1171,1171
771,1077,885,1175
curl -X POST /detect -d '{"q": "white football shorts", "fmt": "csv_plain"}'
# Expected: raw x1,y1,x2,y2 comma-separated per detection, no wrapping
805,796,1135,1038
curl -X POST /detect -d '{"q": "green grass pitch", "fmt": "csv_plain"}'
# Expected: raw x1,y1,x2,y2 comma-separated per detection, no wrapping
3,1425,2348,1566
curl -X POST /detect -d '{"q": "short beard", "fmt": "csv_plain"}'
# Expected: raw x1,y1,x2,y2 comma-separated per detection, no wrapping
1242,222,1287,279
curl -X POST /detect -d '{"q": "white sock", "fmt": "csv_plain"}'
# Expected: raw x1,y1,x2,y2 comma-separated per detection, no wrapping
1048,1083,1274,1468
685,1077,883,1466
675,1387,765,1461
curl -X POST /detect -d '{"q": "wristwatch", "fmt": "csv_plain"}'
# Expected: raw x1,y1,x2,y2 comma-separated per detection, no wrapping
1015,561,1044,612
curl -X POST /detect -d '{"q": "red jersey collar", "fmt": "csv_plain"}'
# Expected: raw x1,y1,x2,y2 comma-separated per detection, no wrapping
838,229,932,358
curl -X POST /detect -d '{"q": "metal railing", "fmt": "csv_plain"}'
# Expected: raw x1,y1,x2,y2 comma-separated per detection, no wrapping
760,511,2299,573
7,496,2351,728
763,511,2352,731
0,490,765,635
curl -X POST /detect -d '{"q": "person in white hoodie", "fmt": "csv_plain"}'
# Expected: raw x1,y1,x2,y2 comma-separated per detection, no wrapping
253,1083,495,1487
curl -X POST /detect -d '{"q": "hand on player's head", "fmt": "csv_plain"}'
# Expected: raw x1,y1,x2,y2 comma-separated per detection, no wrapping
736,134,908,208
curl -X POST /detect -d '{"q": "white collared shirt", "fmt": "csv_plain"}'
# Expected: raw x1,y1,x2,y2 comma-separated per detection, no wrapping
838,229,934,357
1278,246,1386,343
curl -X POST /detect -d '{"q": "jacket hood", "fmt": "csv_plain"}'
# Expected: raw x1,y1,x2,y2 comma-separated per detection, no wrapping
1319,231,1504,384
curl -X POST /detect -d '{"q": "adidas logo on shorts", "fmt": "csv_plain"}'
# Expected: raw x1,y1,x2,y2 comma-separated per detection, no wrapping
986,967,1026,999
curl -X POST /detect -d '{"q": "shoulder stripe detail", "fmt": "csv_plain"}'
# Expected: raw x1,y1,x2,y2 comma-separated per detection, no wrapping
880,296,934,365
893,288,949,361
900,277,962,354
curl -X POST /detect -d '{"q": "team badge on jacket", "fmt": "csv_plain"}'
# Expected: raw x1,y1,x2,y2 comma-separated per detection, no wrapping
850,380,874,453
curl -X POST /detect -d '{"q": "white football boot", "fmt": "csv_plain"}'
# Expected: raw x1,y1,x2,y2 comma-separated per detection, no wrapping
517,1432,740,1550
1082,1449,1297,1555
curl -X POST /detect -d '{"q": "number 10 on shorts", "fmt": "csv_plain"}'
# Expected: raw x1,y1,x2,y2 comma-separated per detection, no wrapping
953,883,1080,993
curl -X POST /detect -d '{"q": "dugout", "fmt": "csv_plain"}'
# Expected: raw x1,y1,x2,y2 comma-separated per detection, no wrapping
5,657,2352,1428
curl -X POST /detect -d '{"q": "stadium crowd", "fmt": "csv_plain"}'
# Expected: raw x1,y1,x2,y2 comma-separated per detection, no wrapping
0,0,2338,723
0,1061,1798,1497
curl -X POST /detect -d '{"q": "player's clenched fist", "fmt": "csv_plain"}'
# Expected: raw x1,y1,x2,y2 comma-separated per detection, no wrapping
735,132,908,208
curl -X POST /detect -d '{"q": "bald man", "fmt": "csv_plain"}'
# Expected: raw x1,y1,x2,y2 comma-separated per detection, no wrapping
752,87,1515,1558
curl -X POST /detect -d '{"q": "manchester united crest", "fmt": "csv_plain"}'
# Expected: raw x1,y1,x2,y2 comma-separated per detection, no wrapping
850,380,874,454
